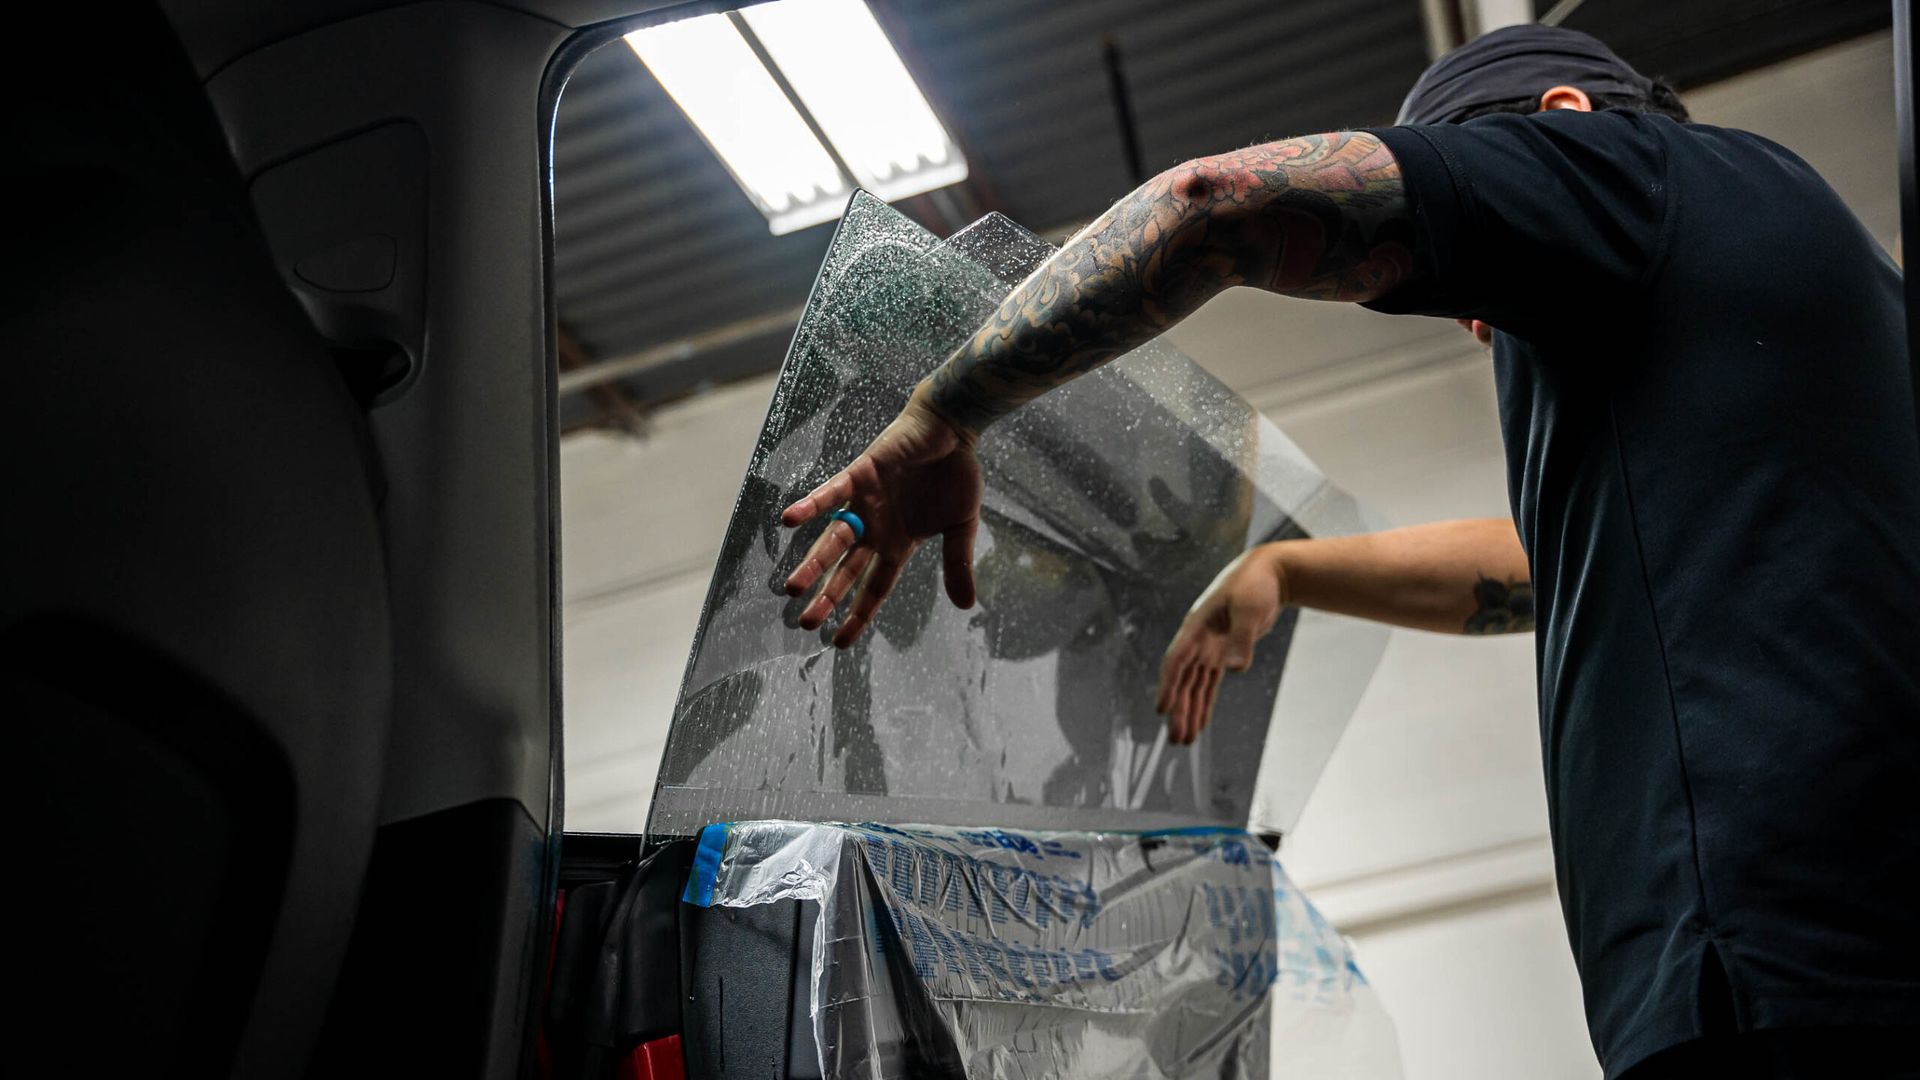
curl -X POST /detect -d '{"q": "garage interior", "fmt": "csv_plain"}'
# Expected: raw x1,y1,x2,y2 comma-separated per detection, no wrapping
553,3,1898,1078
11,0,1908,1076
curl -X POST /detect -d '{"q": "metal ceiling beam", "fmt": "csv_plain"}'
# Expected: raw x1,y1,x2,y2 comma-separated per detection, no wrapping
1464,0,1534,38
1421,0,1535,57
558,324,653,435
1102,34,1148,185
556,305,804,397
1539,0,1589,27
1417,0,1467,58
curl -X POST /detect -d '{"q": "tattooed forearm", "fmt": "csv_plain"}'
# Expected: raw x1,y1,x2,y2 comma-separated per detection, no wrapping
1463,575,1535,634
919,132,1411,433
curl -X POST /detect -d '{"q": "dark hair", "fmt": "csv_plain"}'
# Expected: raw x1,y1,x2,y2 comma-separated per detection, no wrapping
1451,76,1690,123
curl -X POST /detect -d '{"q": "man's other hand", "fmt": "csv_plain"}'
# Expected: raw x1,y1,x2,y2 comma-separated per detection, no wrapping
1158,546,1287,744
781,394,981,648
1456,318,1494,347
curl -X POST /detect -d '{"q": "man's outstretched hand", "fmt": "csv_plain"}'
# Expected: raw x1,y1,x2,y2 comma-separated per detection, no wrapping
1158,546,1287,744
781,393,982,647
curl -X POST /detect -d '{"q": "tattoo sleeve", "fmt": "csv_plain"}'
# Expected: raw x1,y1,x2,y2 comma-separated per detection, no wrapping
1463,575,1535,635
922,132,1412,433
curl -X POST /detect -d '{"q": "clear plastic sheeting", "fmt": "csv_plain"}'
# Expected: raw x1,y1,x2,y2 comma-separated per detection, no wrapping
685,820,1390,1079
647,192,1389,839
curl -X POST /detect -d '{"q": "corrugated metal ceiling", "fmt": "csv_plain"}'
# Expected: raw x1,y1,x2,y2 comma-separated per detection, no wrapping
552,0,1429,424
553,0,1891,427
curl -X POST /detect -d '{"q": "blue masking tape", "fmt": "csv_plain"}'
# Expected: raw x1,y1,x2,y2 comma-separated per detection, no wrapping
684,822,731,907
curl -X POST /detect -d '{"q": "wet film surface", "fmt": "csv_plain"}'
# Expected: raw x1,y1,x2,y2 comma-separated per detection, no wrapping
648,193,1386,839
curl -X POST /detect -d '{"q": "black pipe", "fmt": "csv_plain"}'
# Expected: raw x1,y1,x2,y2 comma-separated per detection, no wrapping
1102,34,1147,186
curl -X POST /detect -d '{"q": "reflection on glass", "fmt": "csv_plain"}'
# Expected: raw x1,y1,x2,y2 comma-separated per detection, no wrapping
647,193,1386,839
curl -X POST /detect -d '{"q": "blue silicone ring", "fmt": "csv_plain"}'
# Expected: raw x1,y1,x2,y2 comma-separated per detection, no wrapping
830,508,865,541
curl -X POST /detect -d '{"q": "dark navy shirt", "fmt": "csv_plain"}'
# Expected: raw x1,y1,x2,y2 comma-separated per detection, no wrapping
1364,110,1920,1075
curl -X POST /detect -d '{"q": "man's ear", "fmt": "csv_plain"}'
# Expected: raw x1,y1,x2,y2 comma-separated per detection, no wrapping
1538,85,1593,112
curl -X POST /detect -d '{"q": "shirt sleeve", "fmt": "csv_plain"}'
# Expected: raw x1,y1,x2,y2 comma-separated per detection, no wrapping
1360,109,1675,340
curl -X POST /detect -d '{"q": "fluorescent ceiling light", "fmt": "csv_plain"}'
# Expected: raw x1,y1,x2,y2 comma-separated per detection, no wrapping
624,0,967,235
624,16,848,234
740,0,968,204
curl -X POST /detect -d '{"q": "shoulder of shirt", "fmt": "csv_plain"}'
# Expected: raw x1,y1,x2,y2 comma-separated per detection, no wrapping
1458,107,1657,134
1437,109,1781,161
1656,115,1804,159
1455,108,1786,151
1374,111,1811,181
1385,108,1668,160
1608,111,1815,173
1382,109,1656,143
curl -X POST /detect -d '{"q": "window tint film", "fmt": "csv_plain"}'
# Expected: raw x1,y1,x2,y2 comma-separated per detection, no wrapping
648,193,1387,838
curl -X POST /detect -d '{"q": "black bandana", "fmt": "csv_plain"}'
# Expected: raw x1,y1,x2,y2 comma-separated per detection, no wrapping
1396,24,1654,126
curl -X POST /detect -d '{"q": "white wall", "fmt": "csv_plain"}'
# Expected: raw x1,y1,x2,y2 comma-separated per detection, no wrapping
561,377,772,826
558,33,1894,1077
1245,353,1594,1078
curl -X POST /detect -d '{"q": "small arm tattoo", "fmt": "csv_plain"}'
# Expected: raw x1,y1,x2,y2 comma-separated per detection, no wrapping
924,132,1411,432
1463,575,1535,635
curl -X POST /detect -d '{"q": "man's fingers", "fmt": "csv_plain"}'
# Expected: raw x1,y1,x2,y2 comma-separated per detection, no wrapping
1159,661,1180,732
942,519,978,609
1158,621,1202,712
1157,649,1189,716
1157,649,1176,713
784,519,859,597
834,554,908,648
1196,667,1222,737
781,469,856,527
798,546,873,630
1454,318,1494,346
1171,665,1195,743
1169,660,1203,741
820,545,874,609
1181,665,1211,743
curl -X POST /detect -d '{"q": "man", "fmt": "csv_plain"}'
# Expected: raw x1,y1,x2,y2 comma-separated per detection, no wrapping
778,24,1920,1079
